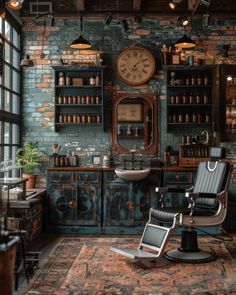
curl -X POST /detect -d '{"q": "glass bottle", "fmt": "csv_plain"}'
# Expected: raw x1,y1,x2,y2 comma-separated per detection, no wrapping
58,72,65,85
203,93,208,104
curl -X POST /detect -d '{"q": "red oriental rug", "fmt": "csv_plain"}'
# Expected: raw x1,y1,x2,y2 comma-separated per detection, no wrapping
22,235,236,295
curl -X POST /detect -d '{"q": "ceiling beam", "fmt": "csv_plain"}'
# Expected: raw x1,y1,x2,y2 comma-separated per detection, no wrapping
74,0,85,12
133,0,142,11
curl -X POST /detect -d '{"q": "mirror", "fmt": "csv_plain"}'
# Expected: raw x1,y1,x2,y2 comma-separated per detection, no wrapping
112,93,158,154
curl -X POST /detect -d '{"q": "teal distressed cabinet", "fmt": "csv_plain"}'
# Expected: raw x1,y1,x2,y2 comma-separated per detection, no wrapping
47,169,162,234
47,170,101,233
102,170,161,234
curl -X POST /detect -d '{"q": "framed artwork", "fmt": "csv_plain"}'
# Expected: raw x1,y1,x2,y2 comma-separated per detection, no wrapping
171,53,180,65
117,103,142,122
92,155,101,166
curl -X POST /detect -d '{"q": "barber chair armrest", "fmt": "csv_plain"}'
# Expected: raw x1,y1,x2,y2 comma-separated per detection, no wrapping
185,192,217,200
156,186,192,194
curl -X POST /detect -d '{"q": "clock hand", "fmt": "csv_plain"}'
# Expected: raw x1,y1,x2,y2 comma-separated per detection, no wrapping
132,60,142,70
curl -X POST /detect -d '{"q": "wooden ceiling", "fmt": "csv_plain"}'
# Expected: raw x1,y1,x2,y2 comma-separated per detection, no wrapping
20,0,236,18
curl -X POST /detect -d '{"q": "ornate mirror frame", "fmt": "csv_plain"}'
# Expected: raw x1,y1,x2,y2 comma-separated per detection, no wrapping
112,92,158,155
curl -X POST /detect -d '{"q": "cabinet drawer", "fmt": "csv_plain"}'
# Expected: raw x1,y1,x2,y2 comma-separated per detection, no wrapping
76,171,101,183
48,172,75,183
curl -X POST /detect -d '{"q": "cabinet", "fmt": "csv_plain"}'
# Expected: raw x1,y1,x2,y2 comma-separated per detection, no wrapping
102,170,161,234
53,66,105,132
47,170,101,233
161,168,196,209
166,65,213,131
220,65,236,141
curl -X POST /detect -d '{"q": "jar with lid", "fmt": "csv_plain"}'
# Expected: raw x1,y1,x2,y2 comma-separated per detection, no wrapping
58,72,65,86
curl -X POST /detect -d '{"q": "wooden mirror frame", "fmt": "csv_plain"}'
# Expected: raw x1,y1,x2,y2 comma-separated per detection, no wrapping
112,93,158,155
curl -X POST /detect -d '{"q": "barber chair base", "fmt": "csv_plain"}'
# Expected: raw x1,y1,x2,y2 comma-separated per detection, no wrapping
164,248,217,263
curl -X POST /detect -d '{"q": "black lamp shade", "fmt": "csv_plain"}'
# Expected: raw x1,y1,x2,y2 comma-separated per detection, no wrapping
175,34,196,49
70,35,92,49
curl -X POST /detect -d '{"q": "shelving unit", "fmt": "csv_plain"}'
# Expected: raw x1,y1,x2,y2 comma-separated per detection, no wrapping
179,144,210,167
53,66,105,132
166,65,213,132
220,65,236,141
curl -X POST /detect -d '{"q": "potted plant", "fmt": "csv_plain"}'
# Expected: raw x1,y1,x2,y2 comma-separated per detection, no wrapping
16,140,45,189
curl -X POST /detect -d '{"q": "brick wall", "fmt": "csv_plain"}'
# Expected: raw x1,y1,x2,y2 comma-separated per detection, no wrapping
21,16,236,187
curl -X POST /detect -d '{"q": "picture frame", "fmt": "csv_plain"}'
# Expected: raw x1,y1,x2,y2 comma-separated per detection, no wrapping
92,155,101,166
117,103,142,122
171,53,180,65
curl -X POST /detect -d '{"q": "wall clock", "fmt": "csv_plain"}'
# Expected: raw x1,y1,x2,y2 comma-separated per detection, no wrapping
116,45,156,86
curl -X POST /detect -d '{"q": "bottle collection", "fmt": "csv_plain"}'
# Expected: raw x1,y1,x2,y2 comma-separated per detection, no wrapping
180,145,209,158
169,73,209,86
169,92,209,104
57,95,101,105
168,111,211,124
58,72,100,86
51,151,78,167
58,113,102,124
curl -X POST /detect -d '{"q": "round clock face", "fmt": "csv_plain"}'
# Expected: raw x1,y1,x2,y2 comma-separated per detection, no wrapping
116,46,156,86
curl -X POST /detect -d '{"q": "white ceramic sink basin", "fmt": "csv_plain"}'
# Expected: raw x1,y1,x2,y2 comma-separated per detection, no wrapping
115,168,151,181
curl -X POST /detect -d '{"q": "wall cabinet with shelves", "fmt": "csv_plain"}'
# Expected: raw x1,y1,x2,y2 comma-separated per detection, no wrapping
220,65,236,141
166,66,213,131
53,66,105,132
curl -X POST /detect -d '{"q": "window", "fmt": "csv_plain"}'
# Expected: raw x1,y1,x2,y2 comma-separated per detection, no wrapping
0,13,21,177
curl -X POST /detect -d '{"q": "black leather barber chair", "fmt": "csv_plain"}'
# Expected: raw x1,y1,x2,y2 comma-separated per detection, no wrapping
111,147,232,264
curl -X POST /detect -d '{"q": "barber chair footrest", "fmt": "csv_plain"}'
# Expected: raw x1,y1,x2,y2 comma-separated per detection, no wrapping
110,247,159,260
164,248,217,263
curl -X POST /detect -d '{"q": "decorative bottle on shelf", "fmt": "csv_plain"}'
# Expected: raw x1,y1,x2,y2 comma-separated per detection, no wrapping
65,74,71,86
69,152,77,166
95,74,100,86
58,72,65,85
203,93,208,104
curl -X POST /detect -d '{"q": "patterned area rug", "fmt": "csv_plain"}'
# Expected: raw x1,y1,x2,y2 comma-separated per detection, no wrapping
23,235,236,295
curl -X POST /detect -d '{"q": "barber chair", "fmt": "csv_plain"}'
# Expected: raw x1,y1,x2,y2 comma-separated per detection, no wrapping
111,147,232,264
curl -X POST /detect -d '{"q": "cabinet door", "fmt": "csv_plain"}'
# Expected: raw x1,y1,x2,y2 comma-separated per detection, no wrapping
103,172,160,227
48,182,77,225
76,171,101,226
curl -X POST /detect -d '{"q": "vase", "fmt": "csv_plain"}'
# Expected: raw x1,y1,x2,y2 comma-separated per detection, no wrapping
22,173,37,189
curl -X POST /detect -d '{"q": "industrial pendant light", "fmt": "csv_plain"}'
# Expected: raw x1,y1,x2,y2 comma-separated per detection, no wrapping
20,54,34,67
175,34,196,49
7,0,24,10
70,14,92,49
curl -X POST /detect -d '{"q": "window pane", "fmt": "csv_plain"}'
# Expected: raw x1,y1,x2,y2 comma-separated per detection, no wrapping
0,121,2,144
13,48,20,70
12,28,20,48
12,70,19,93
4,42,10,63
4,122,10,144
12,124,19,144
0,17,2,33
12,94,20,114
4,91,10,112
0,88,2,110
4,146,10,161
4,21,11,41
4,64,10,89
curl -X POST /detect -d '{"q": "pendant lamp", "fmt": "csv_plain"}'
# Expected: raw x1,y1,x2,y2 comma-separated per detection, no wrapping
20,54,34,67
7,0,24,10
70,14,92,49
175,34,196,49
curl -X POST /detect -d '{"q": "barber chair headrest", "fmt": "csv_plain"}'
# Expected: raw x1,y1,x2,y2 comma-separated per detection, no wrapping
209,147,226,161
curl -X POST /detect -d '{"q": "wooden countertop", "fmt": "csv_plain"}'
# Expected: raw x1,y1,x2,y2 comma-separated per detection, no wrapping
47,166,196,172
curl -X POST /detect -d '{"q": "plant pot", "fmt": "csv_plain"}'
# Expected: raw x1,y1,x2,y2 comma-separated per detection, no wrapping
0,236,19,295
22,173,37,189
